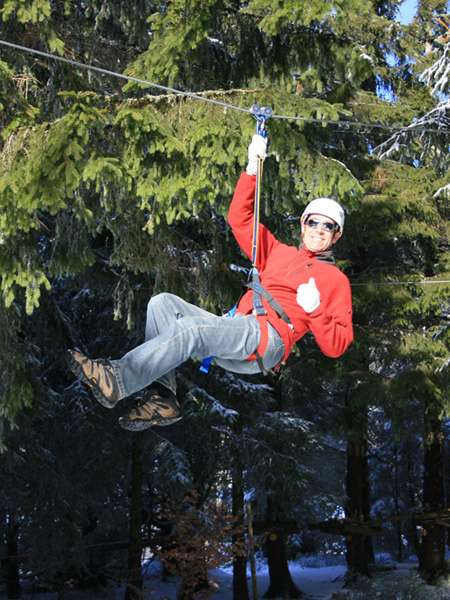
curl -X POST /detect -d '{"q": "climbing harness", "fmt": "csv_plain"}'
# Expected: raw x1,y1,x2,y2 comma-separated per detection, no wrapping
246,104,277,374
200,106,272,374
249,104,272,320
200,105,294,375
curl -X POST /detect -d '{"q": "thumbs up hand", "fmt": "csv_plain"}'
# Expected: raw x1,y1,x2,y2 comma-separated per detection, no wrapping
296,278,321,313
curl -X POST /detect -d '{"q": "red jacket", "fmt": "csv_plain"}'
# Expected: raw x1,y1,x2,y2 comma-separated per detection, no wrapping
227,172,353,362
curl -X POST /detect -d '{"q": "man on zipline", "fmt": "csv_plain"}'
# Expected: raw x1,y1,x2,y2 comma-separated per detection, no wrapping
69,134,353,430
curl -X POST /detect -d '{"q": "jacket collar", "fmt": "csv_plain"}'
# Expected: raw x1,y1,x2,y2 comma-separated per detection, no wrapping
299,245,336,265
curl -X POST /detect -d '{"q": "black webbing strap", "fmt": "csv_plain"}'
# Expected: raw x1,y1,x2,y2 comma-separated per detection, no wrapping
254,350,268,375
245,280,292,326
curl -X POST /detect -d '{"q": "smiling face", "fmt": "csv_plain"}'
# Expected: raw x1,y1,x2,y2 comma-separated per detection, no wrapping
301,214,342,253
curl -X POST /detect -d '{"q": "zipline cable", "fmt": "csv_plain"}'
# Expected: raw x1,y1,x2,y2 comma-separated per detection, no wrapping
1,39,449,134
350,279,450,287
0,39,251,114
1,41,449,289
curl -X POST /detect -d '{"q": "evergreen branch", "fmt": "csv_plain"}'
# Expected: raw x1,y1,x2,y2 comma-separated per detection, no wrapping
309,507,450,536
373,100,450,170
1,39,447,135
419,44,450,96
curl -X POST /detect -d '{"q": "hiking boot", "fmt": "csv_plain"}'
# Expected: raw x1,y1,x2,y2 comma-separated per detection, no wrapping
118,388,181,431
68,349,121,409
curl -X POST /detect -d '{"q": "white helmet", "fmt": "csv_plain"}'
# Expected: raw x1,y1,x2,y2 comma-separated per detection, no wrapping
301,197,345,231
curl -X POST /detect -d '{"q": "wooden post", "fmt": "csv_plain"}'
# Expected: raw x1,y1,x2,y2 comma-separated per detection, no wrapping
246,502,258,600
125,433,144,600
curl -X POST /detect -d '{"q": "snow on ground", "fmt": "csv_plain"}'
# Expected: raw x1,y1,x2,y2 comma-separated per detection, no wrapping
16,562,346,599
15,558,450,599
140,562,346,599
211,564,346,599
141,560,450,600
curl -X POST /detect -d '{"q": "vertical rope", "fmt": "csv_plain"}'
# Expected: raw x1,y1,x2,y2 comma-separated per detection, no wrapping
251,156,264,268
251,156,266,316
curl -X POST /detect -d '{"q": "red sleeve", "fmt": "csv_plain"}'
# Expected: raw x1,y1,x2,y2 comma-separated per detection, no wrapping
227,172,280,269
307,276,354,358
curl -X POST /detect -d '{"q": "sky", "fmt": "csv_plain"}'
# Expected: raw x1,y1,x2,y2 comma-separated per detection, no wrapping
397,0,418,24
398,0,450,24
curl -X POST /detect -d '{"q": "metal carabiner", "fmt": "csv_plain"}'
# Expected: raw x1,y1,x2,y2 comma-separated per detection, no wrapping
251,104,272,138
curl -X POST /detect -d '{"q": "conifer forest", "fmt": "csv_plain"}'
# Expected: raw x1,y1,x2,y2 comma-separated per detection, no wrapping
0,1,449,599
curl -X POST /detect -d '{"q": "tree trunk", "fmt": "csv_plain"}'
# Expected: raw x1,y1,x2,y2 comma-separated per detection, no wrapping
392,445,403,562
124,433,144,600
405,440,421,558
5,512,20,600
232,465,250,600
246,503,258,600
264,528,302,598
263,497,302,599
418,416,446,583
345,396,372,579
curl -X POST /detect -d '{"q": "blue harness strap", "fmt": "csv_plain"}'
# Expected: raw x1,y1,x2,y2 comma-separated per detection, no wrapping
199,305,237,374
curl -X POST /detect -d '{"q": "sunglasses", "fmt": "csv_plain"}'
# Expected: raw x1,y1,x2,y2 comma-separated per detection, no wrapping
305,218,337,233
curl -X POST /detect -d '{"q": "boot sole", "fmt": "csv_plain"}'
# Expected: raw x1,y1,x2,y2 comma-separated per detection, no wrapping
68,350,118,409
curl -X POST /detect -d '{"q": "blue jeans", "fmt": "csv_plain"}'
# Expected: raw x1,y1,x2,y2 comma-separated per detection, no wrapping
112,293,285,399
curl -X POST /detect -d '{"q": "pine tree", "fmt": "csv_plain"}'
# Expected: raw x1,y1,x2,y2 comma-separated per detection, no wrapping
1,0,449,596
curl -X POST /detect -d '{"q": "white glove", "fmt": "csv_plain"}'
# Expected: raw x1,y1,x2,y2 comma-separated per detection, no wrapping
246,134,267,175
296,277,321,313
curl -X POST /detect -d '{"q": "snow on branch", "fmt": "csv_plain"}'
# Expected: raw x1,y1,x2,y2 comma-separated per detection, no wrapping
187,386,239,423
262,411,312,432
374,43,450,171
152,439,193,488
215,370,273,397
373,100,450,171
419,44,450,96
433,182,450,199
